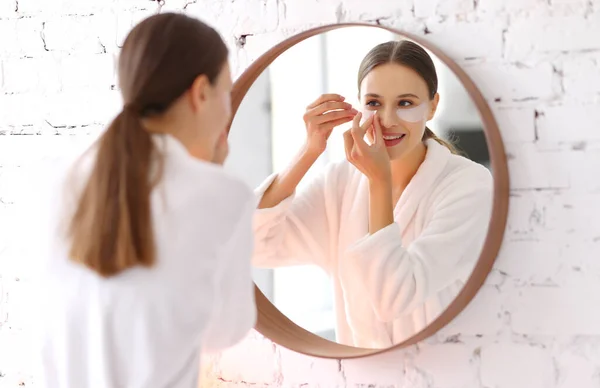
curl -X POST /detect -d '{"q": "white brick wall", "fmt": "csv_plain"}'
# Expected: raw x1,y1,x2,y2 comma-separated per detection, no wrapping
1,0,599,387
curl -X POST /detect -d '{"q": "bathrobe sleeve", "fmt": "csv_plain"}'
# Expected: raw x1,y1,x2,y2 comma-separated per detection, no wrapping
202,194,257,353
252,162,344,269
342,165,493,323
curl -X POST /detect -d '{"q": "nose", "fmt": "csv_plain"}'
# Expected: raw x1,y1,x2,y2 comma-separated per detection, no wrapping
378,106,399,129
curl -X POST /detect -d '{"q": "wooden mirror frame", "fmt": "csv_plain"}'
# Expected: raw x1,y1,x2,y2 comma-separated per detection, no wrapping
228,22,509,359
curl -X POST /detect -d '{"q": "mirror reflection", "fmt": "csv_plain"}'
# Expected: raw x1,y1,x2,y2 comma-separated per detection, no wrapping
227,27,493,349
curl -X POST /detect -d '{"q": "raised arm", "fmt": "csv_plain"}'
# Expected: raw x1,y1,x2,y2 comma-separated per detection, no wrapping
252,94,356,269
259,94,356,209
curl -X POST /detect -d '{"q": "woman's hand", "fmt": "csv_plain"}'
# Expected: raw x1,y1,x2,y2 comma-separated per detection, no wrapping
304,94,358,156
212,131,229,165
343,111,391,184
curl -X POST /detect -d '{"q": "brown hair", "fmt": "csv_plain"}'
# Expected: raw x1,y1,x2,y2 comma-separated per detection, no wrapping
357,40,459,154
67,13,228,277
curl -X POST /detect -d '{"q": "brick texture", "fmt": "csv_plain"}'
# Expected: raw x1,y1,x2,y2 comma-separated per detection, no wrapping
1,0,599,387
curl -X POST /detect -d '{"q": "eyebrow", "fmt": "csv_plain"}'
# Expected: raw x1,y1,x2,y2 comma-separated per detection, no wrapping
364,93,420,99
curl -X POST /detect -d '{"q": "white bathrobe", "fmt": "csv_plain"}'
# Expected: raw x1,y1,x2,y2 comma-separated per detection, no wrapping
27,134,257,388
253,139,493,348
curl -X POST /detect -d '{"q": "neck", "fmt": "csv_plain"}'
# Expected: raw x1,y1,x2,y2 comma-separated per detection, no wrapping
390,141,427,191
143,115,213,162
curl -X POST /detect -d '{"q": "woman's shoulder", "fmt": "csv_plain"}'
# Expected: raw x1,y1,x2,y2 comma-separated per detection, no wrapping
172,163,253,211
430,152,493,201
445,153,493,185
156,152,255,244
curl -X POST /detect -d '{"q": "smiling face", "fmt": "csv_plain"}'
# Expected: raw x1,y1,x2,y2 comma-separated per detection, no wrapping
359,62,439,161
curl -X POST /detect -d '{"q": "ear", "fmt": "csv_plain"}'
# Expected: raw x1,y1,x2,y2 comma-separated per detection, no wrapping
187,74,211,112
428,93,440,121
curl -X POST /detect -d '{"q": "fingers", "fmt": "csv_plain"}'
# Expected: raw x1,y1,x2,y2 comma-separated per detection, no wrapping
351,128,370,155
343,129,355,161
306,94,345,109
372,112,384,146
307,101,355,117
366,126,375,144
320,116,356,132
312,109,357,125
360,113,375,132
351,112,373,142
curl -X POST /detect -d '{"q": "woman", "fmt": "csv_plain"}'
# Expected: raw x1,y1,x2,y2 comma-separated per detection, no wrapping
253,40,493,348
31,13,256,387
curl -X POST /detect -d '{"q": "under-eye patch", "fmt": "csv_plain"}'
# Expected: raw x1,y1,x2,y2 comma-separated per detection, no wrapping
362,103,429,124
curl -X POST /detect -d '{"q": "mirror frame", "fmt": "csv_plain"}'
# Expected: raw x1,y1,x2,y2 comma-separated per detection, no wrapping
228,22,509,359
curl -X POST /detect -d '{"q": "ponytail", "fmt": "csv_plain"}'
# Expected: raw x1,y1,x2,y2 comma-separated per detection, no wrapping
423,127,462,155
67,106,156,277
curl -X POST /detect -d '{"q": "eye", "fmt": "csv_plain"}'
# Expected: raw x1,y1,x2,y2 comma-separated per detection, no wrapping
365,100,380,107
398,100,414,108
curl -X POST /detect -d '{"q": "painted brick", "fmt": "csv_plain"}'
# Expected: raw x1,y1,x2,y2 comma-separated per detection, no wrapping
465,62,556,102
18,0,117,15
42,90,121,127
1,56,61,94
495,240,569,287
229,0,279,35
477,0,545,13
59,54,116,90
437,286,506,336
536,104,600,143
278,347,345,387
340,0,414,21
555,339,600,388
562,54,600,101
491,106,536,143
115,9,157,47
43,14,117,54
2,1,600,387
241,31,293,65
13,0,55,14
508,281,600,336
566,151,600,193
216,335,278,385
0,0,16,17
186,0,280,38
412,343,480,388
422,22,504,61
277,0,340,29
0,18,46,58
415,0,474,18
480,343,555,388
341,351,411,386
549,0,591,15
0,93,45,127
506,13,600,61
112,0,157,11
511,191,600,244
506,143,570,190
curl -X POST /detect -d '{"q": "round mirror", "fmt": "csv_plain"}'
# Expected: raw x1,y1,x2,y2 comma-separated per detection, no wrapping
227,23,508,358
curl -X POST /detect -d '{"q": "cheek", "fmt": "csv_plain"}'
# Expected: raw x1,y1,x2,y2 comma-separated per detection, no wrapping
222,94,232,120
405,121,427,140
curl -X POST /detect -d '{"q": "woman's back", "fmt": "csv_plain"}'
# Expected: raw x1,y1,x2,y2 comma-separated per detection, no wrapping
33,134,257,388
28,12,257,387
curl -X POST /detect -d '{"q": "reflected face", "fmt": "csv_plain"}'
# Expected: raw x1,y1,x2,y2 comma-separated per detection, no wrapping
359,63,439,161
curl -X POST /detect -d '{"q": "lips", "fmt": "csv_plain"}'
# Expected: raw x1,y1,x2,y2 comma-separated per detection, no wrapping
382,133,406,147
382,134,405,140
